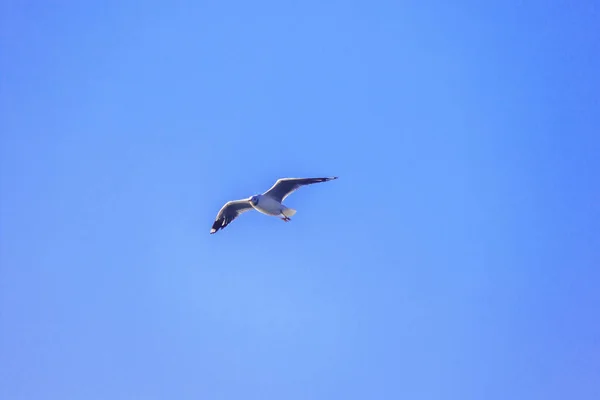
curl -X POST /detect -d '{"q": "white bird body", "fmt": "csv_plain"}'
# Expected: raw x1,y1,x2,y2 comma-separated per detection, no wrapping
251,194,287,216
210,176,337,234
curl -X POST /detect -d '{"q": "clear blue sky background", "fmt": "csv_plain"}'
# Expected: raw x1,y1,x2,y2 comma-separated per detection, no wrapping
1,1,599,399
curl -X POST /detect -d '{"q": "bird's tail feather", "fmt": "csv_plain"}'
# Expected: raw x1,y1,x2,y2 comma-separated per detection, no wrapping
282,208,296,217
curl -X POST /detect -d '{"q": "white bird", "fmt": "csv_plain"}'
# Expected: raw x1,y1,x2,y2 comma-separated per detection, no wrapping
210,176,338,234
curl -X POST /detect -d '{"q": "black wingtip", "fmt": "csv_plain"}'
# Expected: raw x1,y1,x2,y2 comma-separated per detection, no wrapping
210,220,222,234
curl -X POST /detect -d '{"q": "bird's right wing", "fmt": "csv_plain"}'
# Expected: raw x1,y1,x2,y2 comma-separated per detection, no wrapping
210,199,254,234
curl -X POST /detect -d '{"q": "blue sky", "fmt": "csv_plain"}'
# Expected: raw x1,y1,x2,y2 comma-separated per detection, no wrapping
1,1,599,399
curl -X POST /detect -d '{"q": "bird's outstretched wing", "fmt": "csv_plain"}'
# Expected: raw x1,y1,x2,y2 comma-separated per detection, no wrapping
210,199,254,234
262,177,338,203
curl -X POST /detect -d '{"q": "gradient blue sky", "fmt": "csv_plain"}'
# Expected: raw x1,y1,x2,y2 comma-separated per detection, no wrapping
1,1,599,399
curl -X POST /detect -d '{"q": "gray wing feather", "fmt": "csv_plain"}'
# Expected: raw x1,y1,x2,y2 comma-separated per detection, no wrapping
210,199,253,234
262,177,338,203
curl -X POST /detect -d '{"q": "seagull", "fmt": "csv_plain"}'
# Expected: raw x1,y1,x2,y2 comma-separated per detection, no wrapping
210,176,338,234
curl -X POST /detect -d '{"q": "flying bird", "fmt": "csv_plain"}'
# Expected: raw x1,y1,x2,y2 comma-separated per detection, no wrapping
210,177,338,234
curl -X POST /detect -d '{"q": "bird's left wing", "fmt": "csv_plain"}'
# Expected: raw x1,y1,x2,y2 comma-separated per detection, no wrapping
262,177,338,203
210,199,254,234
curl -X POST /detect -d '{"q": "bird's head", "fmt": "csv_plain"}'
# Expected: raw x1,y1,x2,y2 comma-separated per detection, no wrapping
250,195,259,206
